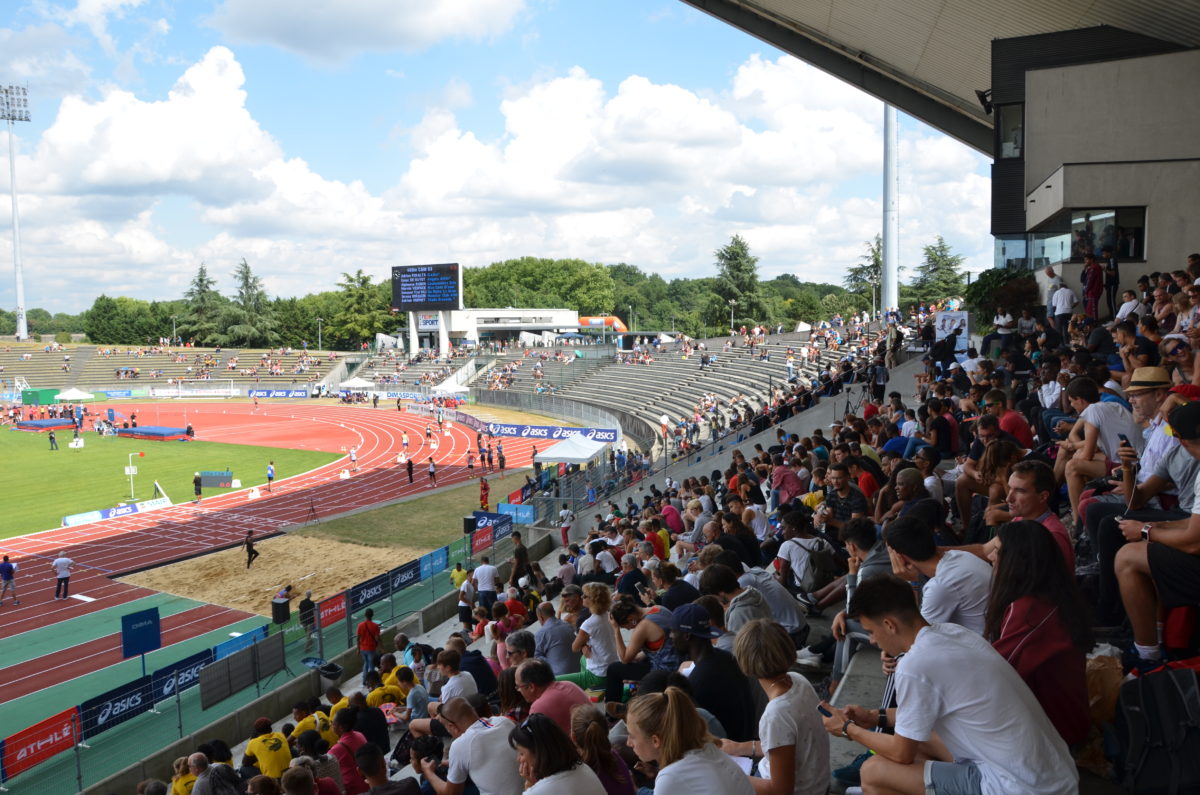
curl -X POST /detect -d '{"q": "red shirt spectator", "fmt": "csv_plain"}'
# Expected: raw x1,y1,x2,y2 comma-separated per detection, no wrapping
1000,409,1035,449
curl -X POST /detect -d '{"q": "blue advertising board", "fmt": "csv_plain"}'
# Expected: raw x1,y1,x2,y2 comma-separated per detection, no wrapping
104,390,132,398
485,422,617,443
497,502,535,525
79,676,154,739
419,553,433,582
390,559,421,593
473,511,513,541
432,545,449,573
150,649,214,702
213,624,268,660
350,572,390,609
120,607,161,659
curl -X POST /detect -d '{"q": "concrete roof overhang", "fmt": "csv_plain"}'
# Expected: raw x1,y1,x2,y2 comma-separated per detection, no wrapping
679,0,1200,154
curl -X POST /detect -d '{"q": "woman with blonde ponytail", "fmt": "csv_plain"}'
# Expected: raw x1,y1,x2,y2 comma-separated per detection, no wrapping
570,703,634,795
625,686,752,795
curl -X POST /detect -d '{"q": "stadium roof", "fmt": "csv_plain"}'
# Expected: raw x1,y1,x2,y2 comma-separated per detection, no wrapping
680,0,1200,153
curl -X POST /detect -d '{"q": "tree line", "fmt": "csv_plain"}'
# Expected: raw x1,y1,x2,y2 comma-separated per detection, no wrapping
1,236,967,347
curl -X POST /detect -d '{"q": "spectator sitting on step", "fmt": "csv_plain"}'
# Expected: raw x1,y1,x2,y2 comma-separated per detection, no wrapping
818,575,1078,795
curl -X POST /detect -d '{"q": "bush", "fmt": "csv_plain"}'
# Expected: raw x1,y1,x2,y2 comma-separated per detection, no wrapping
54,331,72,344
965,269,1040,322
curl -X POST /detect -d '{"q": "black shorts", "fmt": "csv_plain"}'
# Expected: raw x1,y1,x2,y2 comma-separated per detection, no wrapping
457,605,472,625
430,718,450,738
1147,542,1200,608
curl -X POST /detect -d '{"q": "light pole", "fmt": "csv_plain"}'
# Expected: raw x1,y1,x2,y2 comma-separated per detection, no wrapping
729,299,737,331
317,317,323,351
1,85,30,340
170,314,177,346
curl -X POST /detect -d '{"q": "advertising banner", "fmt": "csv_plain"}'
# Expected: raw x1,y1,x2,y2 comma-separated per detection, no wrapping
485,423,618,443
349,572,390,610
432,546,449,573
419,553,433,582
471,525,493,555
390,559,421,592
248,389,310,399
104,390,132,398
79,677,154,739
150,649,214,702
934,310,969,353
318,593,347,627
63,495,174,528
498,502,535,525
213,624,268,660
120,607,161,658
1,707,78,782
473,511,513,540
507,488,523,505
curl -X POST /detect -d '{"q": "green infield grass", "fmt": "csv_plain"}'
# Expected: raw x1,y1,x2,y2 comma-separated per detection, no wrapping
0,430,339,538
298,470,533,549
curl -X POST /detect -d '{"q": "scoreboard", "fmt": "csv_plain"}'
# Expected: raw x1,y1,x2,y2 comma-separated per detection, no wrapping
391,263,463,312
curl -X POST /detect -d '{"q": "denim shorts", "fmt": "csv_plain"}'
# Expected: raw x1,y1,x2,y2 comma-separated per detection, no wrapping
924,760,982,795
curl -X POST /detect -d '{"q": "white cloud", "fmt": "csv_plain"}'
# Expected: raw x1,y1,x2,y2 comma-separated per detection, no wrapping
0,23,92,94
52,0,146,55
208,0,526,61
0,48,991,313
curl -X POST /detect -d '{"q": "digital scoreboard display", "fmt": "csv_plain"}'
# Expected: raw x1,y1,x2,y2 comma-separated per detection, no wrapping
391,263,463,311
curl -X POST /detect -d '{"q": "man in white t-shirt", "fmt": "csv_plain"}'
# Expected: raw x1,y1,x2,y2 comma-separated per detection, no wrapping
1050,281,1078,331
420,697,522,795
51,551,74,600
819,575,1078,795
474,557,499,612
1060,376,1144,521
456,574,475,634
884,517,991,635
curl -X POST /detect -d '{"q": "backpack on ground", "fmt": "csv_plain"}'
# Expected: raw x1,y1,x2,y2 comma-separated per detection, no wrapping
1116,666,1200,793
780,536,842,594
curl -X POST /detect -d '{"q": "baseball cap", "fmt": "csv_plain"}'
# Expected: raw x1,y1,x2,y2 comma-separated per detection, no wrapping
674,603,722,638
1169,401,1200,440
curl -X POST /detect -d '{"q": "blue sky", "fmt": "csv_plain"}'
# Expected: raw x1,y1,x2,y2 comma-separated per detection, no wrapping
0,0,991,313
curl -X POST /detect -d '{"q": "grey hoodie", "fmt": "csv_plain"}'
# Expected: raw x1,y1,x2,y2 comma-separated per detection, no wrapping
725,585,772,634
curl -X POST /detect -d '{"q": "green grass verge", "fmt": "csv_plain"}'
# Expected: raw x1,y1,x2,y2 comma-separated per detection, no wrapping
298,470,534,549
0,430,339,538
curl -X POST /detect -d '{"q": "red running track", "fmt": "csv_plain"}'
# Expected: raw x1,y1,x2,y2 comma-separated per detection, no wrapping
0,402,537,701
0,604,248,702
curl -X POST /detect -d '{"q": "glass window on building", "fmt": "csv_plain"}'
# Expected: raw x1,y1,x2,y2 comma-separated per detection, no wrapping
997,104,1023,159
1115,208,1146,259
1070,208,1146,260
994,235,1028,269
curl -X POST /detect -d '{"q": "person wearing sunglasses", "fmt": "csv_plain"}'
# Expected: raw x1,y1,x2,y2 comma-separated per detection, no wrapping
1159,335,1197,385
509,714,605,794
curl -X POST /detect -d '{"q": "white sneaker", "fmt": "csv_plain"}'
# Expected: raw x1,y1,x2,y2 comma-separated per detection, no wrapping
795,647,825,668
844,788,863,795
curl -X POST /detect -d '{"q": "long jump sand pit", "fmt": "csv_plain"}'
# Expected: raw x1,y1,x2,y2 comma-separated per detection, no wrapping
119,534,424,617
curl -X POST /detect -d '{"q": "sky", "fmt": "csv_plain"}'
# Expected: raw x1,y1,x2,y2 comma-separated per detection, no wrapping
0,0,992,314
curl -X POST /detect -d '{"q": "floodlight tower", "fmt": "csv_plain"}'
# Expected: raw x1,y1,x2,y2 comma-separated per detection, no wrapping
1,85,30,340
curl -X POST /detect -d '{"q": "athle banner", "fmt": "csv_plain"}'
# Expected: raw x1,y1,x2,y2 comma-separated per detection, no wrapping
0,707,79,782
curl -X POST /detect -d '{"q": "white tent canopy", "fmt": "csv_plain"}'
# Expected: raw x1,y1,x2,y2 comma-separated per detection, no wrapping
55,388,94,401
339,376,374,389
533,434,607,464
432,383,469,394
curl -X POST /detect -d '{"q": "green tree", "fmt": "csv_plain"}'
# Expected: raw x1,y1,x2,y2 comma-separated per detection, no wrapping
465,257,616,315
220,259,277,347
844,235,885,308
910,236,966,304
330,269,391,346
179,264,227,345
83,295,123,343
711,234,768,326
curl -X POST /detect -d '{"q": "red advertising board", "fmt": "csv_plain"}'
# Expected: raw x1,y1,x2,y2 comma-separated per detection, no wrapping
2,707,78,781
318,593,347,627
471,525,494,555
507,488,523,505
558,463,566,477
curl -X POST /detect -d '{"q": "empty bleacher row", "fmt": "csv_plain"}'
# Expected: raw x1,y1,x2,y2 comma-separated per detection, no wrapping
481,329,884,450
0,342,344,395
